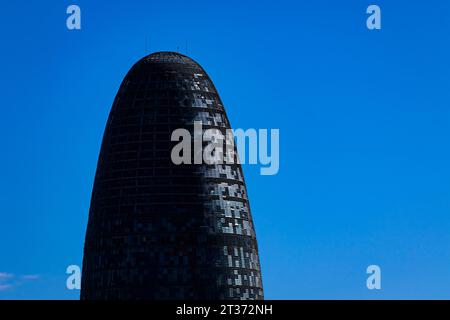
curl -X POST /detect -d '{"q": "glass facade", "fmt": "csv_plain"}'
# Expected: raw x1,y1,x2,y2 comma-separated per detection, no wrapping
81,52,263,300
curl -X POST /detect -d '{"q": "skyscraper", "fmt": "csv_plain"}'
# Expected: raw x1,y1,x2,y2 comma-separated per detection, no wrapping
81,52,263,300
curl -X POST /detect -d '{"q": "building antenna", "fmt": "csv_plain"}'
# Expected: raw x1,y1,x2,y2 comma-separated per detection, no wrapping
145,35,148,53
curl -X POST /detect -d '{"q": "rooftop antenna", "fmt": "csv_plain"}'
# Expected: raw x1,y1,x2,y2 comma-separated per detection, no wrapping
145,35,149,54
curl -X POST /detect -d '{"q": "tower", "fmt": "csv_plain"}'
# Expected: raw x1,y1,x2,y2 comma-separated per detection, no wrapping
81,52,263,300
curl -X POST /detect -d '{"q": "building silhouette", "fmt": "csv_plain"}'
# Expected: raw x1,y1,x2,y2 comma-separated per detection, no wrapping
81,52,263,300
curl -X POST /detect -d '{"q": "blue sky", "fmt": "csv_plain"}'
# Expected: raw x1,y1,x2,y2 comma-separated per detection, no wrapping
0,0,449,299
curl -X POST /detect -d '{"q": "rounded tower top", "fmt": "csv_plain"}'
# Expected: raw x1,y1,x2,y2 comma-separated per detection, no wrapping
137,51,201,68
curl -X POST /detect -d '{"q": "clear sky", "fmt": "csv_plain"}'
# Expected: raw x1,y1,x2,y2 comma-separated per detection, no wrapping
0,0,449,299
